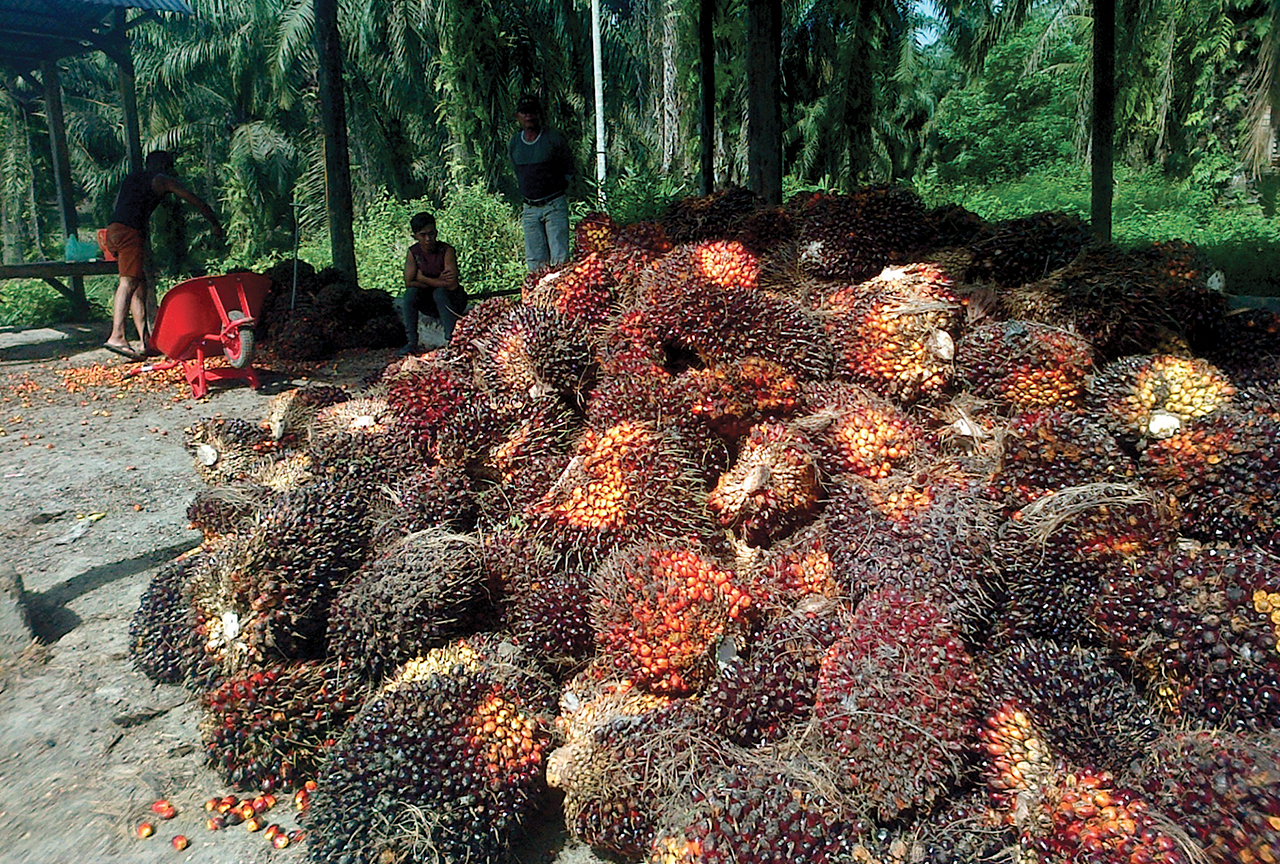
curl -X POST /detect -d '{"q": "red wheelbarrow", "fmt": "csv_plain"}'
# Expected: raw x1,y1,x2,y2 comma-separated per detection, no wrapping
127,272,272,399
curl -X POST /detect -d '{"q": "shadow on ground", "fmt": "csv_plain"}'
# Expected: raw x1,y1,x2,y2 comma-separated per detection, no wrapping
0,323,105,364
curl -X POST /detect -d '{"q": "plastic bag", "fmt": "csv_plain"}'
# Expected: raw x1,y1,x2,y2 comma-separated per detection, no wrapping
64,236,101,262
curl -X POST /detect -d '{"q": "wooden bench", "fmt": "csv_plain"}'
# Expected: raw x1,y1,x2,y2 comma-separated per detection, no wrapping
0,259,118,290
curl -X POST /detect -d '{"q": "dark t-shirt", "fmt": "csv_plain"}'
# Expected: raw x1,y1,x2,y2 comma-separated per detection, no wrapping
508,127,573,202
409,240,451,278
110,170,166,232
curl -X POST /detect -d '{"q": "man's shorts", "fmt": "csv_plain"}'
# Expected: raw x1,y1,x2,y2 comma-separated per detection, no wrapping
103,223,147,279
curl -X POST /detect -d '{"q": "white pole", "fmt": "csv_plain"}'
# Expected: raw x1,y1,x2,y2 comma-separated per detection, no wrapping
591,0,606,207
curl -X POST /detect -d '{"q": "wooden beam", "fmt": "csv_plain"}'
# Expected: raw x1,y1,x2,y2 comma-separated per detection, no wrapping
314,0,357,284
746,0,782,205
40,59,89,315
1091,0,1116,243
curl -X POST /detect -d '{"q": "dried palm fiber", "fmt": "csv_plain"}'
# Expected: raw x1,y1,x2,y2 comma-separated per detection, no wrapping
186,481,271,540
521,251,617,339
996,483,1178,646
601,220,674,299
472,396,578,531
1131,729,1280,864
472,304,597,412
981,639,1162,778
733,203,796,256
304,396,428,489
753,240,828,305
958,320,1094,411
130,553,220,690
704,602,843,746
592,540,752,695
184,417,274,485
965,210,1092,288
1020,766,1197,864
1138,401,1280,552
627,268,833,381
1201,308,1280,391
793,186,930,282
822,464,998,639
809,586,979,821
385,355,507,464
1087,354,1236,444
708,420,822,548
795,380,926,480
672,356,802,442
636,239,763,300
482,531,595,671
575,210,620,256
326,529,495,687
1092,546,1280,732
245,448,315,492
548,683,717,859
369,462,477,550
261,384,349,441
647,753,863,864
662,185,764,245
305,637,554,864
872,784,1012,864
188,475,375,672
526,418,719,568
820,263,962,403
987,408,1137,518
924,201,990,249
200,659,363,793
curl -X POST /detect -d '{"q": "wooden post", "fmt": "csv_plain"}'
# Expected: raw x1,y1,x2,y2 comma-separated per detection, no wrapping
746,0,782,205
114,9,143,171
41,59,88,315
1091,0,1116,243
698,0,715,195
314,0,358,283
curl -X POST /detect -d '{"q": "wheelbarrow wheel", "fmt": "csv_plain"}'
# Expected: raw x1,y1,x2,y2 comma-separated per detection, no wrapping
224,310,255,369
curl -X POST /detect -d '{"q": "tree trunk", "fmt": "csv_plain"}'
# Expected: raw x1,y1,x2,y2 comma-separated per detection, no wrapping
698,0,714,195
315,0,358,284
653,0,681,175
1091,0,1116,243
113,9,143,171
747,0,782,204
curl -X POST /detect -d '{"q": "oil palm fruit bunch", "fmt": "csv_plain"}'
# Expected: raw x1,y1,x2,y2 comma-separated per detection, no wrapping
965,210,1092,287
492,535,595,672
305,638,554,864
676,357,802,442
812,586,979,821
184,417,274,485
979,695,1060,821
469,303,597,411
130,554,220,690
795,186,929,282
750,522,842,608
1087,354,1235,444
268,312,332,361
602,221,673,298
385,358,503,463
638,239,762,298
704,606,842,746
733,204,796,255
325,529,495,687
987,409,1136,517
526,419,717,566
186,481,271,540
958,320,1094,411
820,263,962,403
474,397,578,531
592,541,751,695
662,186,763,245
370,463,477,549
1201,308,1280,390
575,211,619,257
522,251,617,336
925,202,989,248
823,468,997,638
1137,404,1280,552
875,785,1011,864
708,420,822,548
797,380,924,480
648,760,860,864
998,484,1178,646
304,396,426,489
1131,729,1280,864
983,640,1162,777
200,659,362,793
261,385,350,442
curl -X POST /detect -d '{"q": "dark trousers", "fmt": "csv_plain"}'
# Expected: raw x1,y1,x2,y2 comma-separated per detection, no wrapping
404,285,465,343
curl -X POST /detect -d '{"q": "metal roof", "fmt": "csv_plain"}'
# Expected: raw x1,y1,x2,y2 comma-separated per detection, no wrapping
0,0,193,72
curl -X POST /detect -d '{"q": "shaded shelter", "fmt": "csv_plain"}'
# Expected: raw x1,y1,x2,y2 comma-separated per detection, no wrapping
0,0,192,315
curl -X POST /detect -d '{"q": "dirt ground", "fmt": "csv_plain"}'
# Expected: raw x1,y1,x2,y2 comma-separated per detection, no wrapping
0,323,596,864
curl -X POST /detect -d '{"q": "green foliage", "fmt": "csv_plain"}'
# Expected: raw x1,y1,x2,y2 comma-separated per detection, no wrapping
579,167,692,227
353,184,524,300
0,278,112,328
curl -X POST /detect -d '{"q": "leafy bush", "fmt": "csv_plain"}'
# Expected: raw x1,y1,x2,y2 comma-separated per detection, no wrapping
0,277,113,329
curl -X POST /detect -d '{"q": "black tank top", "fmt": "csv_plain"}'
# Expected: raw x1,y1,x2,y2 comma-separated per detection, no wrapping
109,170,165,231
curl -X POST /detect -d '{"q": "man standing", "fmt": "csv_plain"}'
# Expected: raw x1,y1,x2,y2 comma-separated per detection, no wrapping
102,150,224,360
508,95,574,272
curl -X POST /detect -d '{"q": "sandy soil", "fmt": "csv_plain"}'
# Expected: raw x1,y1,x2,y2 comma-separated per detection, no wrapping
0,323,596,864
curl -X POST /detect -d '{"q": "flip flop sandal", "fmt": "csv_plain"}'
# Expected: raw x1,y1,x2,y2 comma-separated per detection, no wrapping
102,343,144,361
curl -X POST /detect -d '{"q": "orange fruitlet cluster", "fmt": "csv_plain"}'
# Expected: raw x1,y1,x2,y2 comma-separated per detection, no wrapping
1036,770,1190,864
535,421,649,532
690,240,760,291
979,700,1057,821
469,692,543,777
960,321,1093,410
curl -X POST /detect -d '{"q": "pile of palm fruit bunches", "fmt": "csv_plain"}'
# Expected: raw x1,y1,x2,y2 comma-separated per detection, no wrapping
130,184,1280,864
